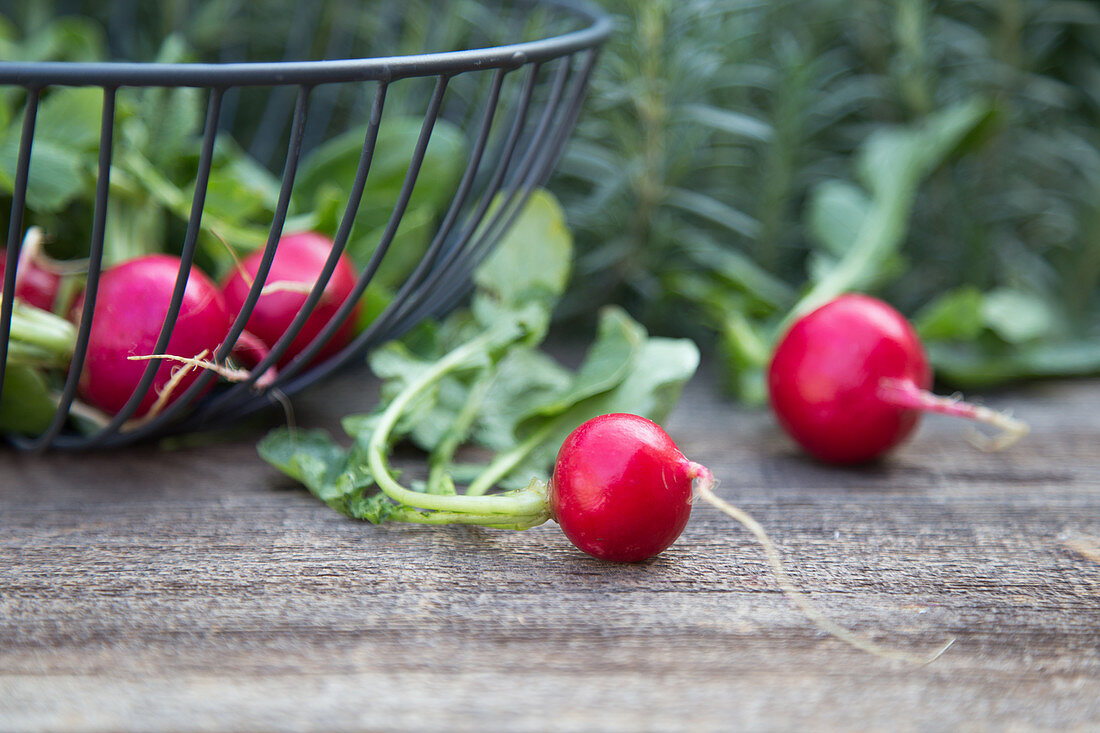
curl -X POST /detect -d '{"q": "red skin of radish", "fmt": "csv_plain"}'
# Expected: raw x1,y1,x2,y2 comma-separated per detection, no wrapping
767,294,933,464
221,231,360,368
74,254,231,417
550,413,701,563
0,248,61,311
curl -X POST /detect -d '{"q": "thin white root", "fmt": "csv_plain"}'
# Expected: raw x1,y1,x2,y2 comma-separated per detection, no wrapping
694,476,955,666
119,351,208,431
268,387,296,431
210,228,253,289
878,379,1029,453
259,280,316,297
18,226,45,276
127,352,255,383
964,406,1030,452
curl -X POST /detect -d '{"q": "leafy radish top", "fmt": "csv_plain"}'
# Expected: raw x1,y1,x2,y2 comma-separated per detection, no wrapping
260,192,701,551
260,196,960,664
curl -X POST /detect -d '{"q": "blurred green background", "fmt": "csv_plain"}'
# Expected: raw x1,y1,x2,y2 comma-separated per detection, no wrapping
551,0,1100,401
4,0,1100,407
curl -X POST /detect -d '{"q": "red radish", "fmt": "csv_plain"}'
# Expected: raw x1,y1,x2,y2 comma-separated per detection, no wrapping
357,394,954,662
75,254,232,417
550,413,706,562
0,252,59,311
221,231,361,368
0,229,62,312
545,413,950,663
767,293,1027,463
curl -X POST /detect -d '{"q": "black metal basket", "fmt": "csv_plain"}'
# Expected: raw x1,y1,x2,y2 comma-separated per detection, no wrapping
0,0,611,450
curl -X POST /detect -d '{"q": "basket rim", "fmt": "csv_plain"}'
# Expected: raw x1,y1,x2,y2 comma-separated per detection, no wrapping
0,0,612,88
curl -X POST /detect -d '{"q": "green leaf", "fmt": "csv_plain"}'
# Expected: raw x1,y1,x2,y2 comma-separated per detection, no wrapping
807,180,871,257
473,189,574,311
201,150,282,223
21,17,107,63
678,232,794,307
34,87,105,151
789,99,994,324
505,333,700,486
0,365,56,435
0,140,83,212
608,337,702,421
471,347,571,451
294,116,466,230
366,335,493,451
915,287,985,341
857,98,993,196
0,87,104,211
360,204,436,290
518,306,644,421
258,427,348,491
682,103,773,142
257,427,375,517
928,339,1100,387
665,187,760,239
980,289,1057,344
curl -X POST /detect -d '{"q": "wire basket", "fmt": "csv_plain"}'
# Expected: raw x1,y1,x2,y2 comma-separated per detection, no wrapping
0,0,611,450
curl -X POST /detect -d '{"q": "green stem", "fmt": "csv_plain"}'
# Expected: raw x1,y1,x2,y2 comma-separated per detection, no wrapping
387,501,549,529
780,179,913,332
366,328,549,520
3,297,76,367
465,419,556,497
426,365,494,494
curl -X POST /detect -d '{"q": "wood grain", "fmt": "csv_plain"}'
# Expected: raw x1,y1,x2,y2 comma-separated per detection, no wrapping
1,362,1098,732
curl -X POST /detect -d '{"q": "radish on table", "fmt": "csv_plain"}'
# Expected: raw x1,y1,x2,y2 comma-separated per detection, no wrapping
259,192,954,665
768,293,1028,463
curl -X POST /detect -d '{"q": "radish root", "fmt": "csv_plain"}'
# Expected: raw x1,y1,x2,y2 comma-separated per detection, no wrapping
691,465,954,665
878,378,1029,452
127,351,256,384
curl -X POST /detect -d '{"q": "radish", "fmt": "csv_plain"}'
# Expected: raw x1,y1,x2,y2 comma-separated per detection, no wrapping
75,254,233,417
270,402,953,663
0,229,62,312
550,413,952,662
0,252,59,311
767,293,1027,463
550,413,701,562
221,231,361,368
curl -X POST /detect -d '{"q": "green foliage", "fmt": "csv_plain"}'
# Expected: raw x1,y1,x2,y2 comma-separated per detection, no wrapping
260,191,700,523
0,299,76,435
553,0,1100,394
0,364,55,435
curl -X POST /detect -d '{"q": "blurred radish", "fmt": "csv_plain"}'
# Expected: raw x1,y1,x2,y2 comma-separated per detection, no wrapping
74,254,232,417
221,231,361,368
768,293,1027,463
0,228,61,312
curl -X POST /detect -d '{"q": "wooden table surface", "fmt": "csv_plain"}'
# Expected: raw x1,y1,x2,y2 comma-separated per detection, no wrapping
1,359,1098,732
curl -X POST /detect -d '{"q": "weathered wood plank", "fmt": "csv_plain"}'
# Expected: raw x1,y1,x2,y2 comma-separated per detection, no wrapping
1,364,1098,731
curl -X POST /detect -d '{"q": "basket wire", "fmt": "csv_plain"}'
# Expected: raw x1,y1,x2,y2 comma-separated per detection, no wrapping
0,0,611,450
